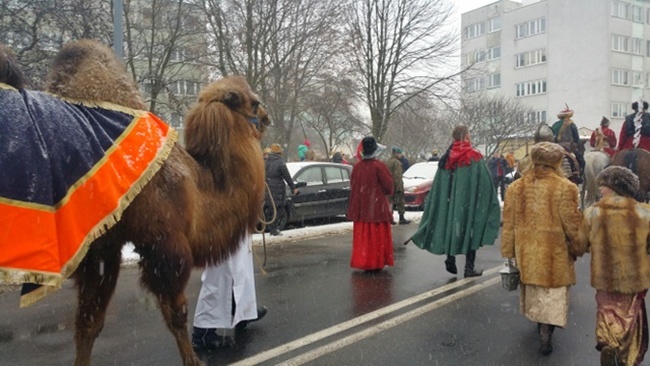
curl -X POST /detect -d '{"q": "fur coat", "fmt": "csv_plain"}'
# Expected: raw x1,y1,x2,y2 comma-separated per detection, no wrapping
579,196,650,294
502,166,584,288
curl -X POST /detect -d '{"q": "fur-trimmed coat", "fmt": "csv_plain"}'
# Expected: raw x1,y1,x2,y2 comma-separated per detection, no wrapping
579,196,650,294
502,166,584,288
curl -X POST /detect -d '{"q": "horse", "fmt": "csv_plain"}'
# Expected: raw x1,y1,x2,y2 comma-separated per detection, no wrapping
2,40,270,366
610,148,650,202
581,150,610,208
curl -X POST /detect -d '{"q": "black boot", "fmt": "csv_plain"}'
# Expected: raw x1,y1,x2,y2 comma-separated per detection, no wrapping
236,306,268,329
539,323,555,355
464,250,483,278
398,214,411,225
191,327,234,352
444,256,457,275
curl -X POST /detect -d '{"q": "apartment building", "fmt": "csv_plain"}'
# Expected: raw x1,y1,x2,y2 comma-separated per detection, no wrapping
461,0,650,133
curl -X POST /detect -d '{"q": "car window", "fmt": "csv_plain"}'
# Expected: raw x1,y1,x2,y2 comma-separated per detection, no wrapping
403,163,437,179
324,167,344,183
295,166,324,186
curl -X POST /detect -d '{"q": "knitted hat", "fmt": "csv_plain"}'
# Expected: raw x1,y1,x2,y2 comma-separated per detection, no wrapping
392,147,403,154
270,143,283,154
597,166,639,198
600,116,610,126
530,142,564,168
304,139,311,147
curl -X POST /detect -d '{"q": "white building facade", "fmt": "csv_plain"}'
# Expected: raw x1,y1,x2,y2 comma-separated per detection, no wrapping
461,0,650,135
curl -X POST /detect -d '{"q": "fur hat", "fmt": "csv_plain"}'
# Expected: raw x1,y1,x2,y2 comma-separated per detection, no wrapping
600,116,610,126
597,166,639,198
530,142,564,168
270,143,283,154
263,147,271,154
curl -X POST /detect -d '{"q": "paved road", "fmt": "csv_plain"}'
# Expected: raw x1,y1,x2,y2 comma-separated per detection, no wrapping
0,220,645,365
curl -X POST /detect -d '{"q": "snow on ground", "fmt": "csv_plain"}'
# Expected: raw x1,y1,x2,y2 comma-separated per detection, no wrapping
121,211,425,263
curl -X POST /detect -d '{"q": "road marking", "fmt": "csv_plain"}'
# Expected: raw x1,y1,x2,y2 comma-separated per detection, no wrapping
278,276,501,365
231,265,502,366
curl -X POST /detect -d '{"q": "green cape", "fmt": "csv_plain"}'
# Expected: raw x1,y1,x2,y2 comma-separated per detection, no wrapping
411,161,501,255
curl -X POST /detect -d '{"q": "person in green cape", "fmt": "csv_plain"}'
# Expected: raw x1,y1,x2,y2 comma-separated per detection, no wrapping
409,125,501,277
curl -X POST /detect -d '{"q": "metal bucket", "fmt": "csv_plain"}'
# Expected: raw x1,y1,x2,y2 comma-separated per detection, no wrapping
499,259,520,291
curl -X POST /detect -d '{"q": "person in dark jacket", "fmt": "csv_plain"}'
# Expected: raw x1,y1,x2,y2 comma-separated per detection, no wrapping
346,136,394,272
264,144,298,236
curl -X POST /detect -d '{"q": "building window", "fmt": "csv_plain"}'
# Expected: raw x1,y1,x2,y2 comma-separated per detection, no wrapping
464,22,486,39
611,68,630,86
487,17,501,33
527,110,547,124
632,38,643,55
612,34,630,53
515,79,547,97
612,1,629,19
633,71,644,87
487,46,501,61
515,17,545,39
646,40,650,56
514,48,546,68
632,5,643,22
465,77,486,93
611,102,627,118
487,73,501,89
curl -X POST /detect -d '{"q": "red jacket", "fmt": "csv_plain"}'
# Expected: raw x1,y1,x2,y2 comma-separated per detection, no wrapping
346,159,394,223
618,112,650,151
589,126,617,157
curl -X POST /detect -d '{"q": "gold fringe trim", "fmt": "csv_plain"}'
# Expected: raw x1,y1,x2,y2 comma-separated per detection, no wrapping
9,129,178,307
47,93,149,118
0,82,17,91
0,196,54,212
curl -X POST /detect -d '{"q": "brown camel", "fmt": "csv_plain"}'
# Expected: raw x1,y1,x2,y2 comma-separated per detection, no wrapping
38,40,267,365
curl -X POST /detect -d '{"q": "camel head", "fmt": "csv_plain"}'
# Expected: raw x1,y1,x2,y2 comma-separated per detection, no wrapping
45,39,146,110
184,76,266,189
0,43,28,89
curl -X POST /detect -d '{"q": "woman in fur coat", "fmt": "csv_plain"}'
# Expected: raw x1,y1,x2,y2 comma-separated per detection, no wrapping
346,136,394,272
579,166,650,366
502,141,585,356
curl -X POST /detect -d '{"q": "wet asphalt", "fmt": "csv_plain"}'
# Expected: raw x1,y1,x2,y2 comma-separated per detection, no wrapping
0,220,644,366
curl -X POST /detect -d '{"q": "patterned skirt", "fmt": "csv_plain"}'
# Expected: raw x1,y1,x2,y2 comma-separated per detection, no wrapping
595,290,648,366
520,284,569,327
350,221,394,270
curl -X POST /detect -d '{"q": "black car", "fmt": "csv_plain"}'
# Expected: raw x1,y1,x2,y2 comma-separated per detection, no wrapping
272,162,352,230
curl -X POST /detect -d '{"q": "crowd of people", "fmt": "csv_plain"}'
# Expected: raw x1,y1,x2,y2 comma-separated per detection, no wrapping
197,101,650,366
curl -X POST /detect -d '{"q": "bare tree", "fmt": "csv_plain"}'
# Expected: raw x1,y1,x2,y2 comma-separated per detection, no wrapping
453,93,538,156
122,0,209,125
346,0,461,142
200,0,348,151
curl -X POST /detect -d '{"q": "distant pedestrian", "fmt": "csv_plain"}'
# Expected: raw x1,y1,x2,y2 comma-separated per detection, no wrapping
578,166,650,366
488,151,507,201
346,136,394,272
428,149,440,162
264,144,299,236
386,147,410,225
297,139,310,161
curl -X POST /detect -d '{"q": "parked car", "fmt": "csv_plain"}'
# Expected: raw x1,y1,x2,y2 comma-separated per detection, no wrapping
403,161,439,210
271,162,353,230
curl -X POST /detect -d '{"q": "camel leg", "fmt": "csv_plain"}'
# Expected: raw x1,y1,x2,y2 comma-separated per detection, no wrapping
138,237,201,366
73,242,122,366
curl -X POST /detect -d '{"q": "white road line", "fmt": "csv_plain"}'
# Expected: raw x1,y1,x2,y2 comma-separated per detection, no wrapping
230,265,502,366
277,276,501,366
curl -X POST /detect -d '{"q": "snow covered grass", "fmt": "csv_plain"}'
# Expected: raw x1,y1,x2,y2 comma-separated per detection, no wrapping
122,211,424,263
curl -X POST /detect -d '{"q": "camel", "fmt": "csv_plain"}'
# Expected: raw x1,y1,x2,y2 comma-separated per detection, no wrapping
3,40,269,366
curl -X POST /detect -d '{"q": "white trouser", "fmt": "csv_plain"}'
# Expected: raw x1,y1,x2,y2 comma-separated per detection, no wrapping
193,234,258,329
